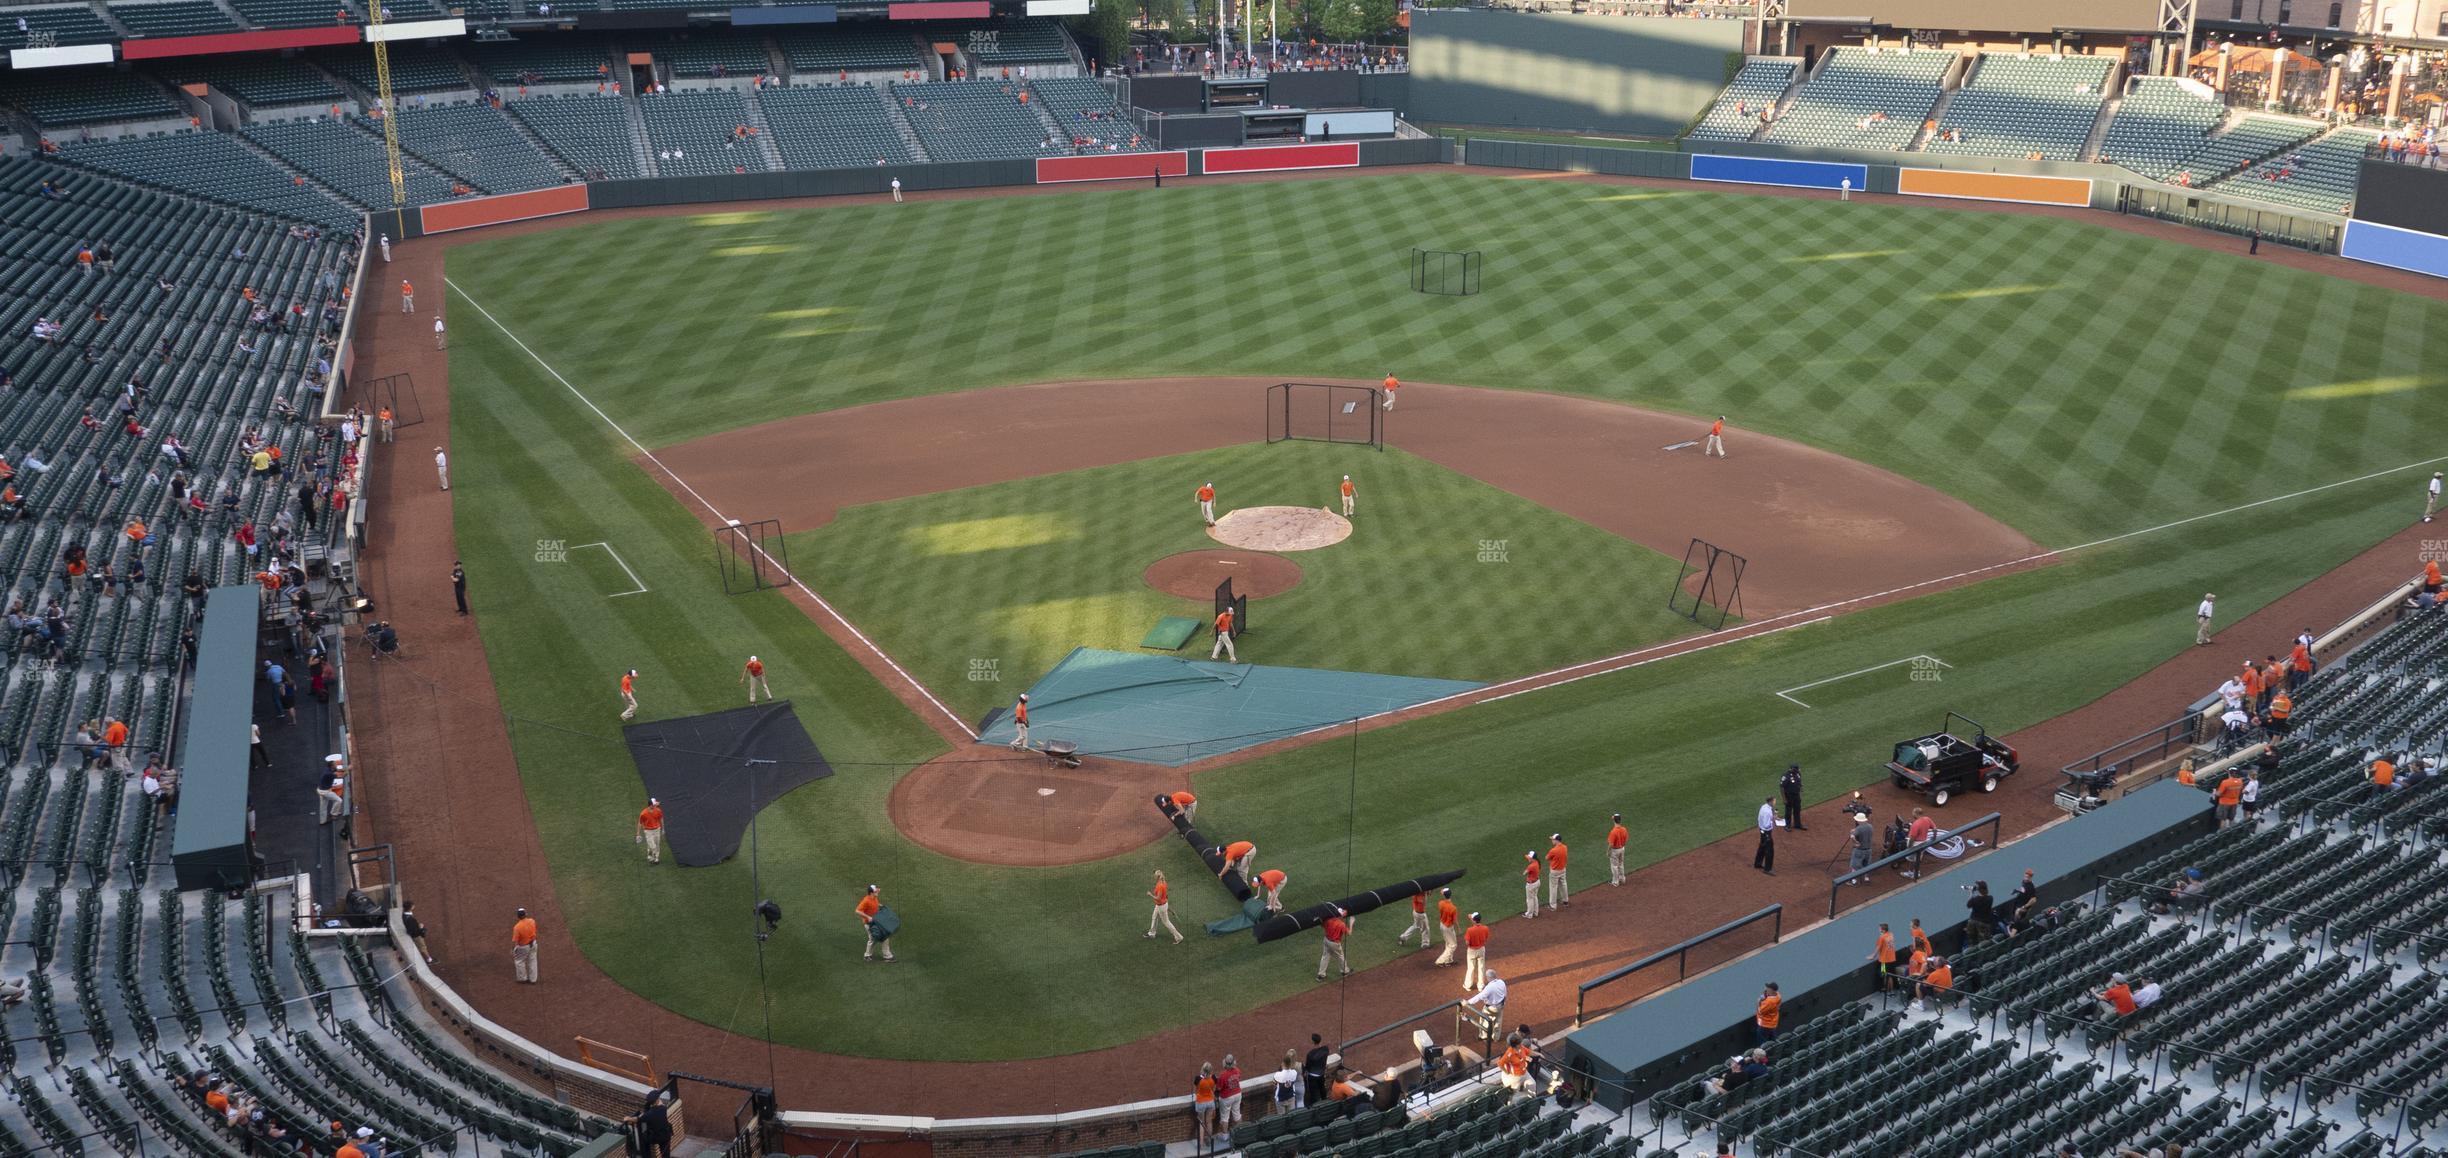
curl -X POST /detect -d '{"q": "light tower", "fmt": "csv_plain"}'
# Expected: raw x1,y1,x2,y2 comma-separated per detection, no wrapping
365,0,409,239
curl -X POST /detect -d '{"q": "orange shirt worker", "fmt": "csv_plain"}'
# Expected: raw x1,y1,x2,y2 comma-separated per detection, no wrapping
1008,692,1030,750
1606,813,1630,886
1433,887,1461,964
1210,603,1237,662
1168,788,1197,824
1316,906,1353,980
1380,373,1399,411
857,884,895,962
1255,867,1287,912
1339,474,1355,517
1545,834,1571,909
400,279,414,313
1219,839,1257,880
1196,481,1217,526
1521,851,1541,919
1397,888,1432,947
636,797,664,865
1754,982,1781,1043
619,669,639,720
1705,415,1728,458
741,655,771,703
1147,870,1182,943
510,907,539,984
1461,912,1492,991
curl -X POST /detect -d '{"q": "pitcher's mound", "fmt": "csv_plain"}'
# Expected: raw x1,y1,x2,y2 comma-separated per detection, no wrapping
1209,505,1352,552
1144,550,1305,600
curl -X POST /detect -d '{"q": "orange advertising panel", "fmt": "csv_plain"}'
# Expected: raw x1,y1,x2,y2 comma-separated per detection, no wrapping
418,184,591,236
1895,168,2092,208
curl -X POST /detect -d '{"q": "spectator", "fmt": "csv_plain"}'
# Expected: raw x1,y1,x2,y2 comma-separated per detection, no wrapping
1703,1049,1769,1096
2093,972,2137,1018
2215,770,2244,825
1913,956,1954,1011
1191,1063,1217,1150
1753,982,1780,1044
1963,880,1998,948
2130,976,2162,1011
1300,1033,1329,1106
1270,1049,1299,1114
2153,868,2207,915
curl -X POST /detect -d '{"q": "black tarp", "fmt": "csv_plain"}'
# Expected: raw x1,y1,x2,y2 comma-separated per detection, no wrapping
1252,869,1465,944
622,703,831,867
1156,794,1255,902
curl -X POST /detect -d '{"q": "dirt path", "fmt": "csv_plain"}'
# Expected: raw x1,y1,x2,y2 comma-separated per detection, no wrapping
345,163,2440,1120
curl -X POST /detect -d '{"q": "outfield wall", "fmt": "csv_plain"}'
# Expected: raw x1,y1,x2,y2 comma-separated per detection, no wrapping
1408,9,1741,137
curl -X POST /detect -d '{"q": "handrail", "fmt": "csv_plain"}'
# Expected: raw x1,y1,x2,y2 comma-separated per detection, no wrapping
1574,904,1782,1028
1829,812,2002,919
2058,715,2200,777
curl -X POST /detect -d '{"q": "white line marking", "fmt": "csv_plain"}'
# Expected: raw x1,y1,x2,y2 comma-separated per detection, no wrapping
1774,654,1949,708
445,278,978,740
571,542,648,597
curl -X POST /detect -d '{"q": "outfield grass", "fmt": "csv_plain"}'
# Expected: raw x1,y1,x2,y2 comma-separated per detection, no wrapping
797,441,1706,719
441,171,2448,1060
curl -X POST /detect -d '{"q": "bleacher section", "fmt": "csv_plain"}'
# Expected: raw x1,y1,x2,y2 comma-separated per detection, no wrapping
1683,57,1795,143
760,84,916,169
1762,47,1953,153
0,5,120,49
1029,76,1145,152
657,30,773,78
507,94,640,179
59,132,360,228
2097,76,2227,179
1219,1083,1629,1158
1922,53,2112,161
961,18,1071,66
777,23,924,75
242,117,463,206
466,35,614,84
311,44,468,94
2165,113,2323,187
0,68,184,127
162,57,343,109
359,101,569,193
1633,598,2448,1158
112,0,243,38
226,0,351,29
895,79,1054,161
2210,125,2379,215
638,87,772,176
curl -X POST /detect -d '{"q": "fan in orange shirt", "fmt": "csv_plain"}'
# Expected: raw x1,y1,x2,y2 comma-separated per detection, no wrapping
1606,813,1630,885
1545,834,1570,910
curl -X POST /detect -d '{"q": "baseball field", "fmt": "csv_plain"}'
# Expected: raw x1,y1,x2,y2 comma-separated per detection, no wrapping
430,169,2443,1062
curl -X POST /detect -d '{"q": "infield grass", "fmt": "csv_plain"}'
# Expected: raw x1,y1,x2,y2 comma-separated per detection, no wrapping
440,170,2448,1060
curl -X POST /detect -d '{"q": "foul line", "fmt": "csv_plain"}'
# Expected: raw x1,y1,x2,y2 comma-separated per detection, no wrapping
571,542,649,598
445,278,978,740
1775,654,1948,708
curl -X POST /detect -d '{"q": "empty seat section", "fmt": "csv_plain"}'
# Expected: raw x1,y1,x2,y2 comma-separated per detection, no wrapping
59,131,359,227
778,24,925,76
467,36,615,84
1922,53,2111,161
2098,76,2226,178
0,6,119,50
638,88,772,175
359,101,567,192
113,0,243,38
1762,47,1952,152
311,44,468,93
759,85,916,168
1685,57,1797,142
242,117,463,206
507,94,640,178
0,69,184,127
893,79,1053,161
657,32,774,78
2208,125,2378,214
161,57,343,109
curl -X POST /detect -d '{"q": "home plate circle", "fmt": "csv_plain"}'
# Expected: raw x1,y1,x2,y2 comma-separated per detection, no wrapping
1209,506,1352,552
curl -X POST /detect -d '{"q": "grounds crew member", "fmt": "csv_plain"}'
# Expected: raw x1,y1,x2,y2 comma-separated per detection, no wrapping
1211,602,1237,662
510,908,539,983
2428,471,2443,523
857,884,896,961
619,669,639,720
1433,887,1460,963
741,655,771,703
1008,693,1030,749
1196,481,1217,526
1705,416,1727,457
1607,813,1629,885
1340,475,1355,517
1521,851,1541,919
1219,839,1257,880
1380,373,1399,411
1396,889,1431,947
1147,870,1182,943
636,797,664,864
1169,788,1197,823
1255,867,1287,913
1316,906,1353,979
1546,834,1570,909
1461,912,1492,990
2196,593,2217,645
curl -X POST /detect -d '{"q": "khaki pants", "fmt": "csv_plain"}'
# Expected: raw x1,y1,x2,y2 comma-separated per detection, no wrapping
380,418,394,443
1150,903,1181,942
1524,881,1540,918
2428,490,2440,520
435,330,446,350
1317,939,1349,977
1463,946,1487,991
746,674,770,702
2196,615,2214,645
1009,721,1029,750
1341,493,1354,516
1381,391,1396,411
865,933,894,961
437,463,450,490
1200,499,1215,525
621,692,637,720
1437,923,1458,964
512,942,537,983
1211,631,1236,661
1263,884,1283,913
410,933,433,963
1705,434,1725,457
1548,870,1568,908
1609,847,1626,885
642,827,662,864
316,788,344,823
1398,909,1430,945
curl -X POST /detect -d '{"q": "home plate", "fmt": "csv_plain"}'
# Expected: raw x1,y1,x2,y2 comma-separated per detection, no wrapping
1662,440,1700,451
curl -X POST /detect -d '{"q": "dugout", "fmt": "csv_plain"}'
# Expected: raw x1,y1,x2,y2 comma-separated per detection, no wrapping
172,586,263,891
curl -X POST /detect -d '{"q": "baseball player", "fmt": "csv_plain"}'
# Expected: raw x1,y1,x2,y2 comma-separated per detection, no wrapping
1433,887,1460,963
1396,889,1431,947
1196,481,1217,526
636,797,664,864
1339,475,1355,517
1211,604,1237,662
1607,813,1629,886
1316,907,1353,980
1546,834,1570,909
741,655,771,703
1461,911,1491,990
2427,472,2442,523
1704,416,1727,458
619,669,639,720
857,884,894,961
1008,693,1030,749
1521,851,1541,919
1147,870,1183,943
1380,373,1399,411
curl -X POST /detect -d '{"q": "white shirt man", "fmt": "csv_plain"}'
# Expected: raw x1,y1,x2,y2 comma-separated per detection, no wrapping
890,177,902,202
2427,472,2443,522
2131,980,2163,1009
1464,974,1507,1022
434,447,449,490
379,234,391,262
2196,593,2216,645
2217,677,2247,710
433,316,446,350
1757,800,1777,832
2240,774,2260,814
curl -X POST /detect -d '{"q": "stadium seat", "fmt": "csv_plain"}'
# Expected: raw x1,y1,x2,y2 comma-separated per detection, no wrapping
760,85,920,169
1762,47,1954,152
639,88,776,176
1921,53,2112,161
508,94,644,179
1685,57,1798,143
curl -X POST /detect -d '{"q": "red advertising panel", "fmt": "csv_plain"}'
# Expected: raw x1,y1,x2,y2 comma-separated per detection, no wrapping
1037,151,1189,184
1199,142,1360,175
120,25,359,60
418,184,591,235
887,1,990,17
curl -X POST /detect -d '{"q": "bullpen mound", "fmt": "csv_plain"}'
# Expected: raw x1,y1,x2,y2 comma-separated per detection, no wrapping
1143,550,1305,600
1209,506,1352,552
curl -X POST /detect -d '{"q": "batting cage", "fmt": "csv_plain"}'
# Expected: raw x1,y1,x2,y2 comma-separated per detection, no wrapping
622,703,832,866
1264,382,1383,450
1668,537,1747,631
1410,248,1481,296
359,371,425,430
713,518,789,595
1214,577,1250,640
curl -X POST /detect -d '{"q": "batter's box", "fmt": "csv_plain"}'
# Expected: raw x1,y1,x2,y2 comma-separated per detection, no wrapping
1774,655,1951,709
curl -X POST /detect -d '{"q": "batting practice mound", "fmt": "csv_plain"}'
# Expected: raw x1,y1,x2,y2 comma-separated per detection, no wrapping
1143,550,1304,600
889,750,1184,866
1208,506,1352,552
623,703,832,867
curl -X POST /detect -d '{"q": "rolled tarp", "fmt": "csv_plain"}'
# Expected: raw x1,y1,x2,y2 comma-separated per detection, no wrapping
1252,869,1466,945
1156,794,1254,902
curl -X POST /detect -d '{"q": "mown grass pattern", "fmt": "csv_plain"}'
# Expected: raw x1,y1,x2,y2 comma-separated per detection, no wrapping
441,173,2442,1060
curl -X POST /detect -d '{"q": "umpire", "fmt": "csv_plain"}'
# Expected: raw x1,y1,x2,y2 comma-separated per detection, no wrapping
1779,764,1806,831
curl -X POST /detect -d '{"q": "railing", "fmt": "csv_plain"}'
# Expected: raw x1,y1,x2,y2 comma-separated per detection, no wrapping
1331,998,1490,1096
2058,715,2202,778
1829,812,2003,919
1574,904,1782,1028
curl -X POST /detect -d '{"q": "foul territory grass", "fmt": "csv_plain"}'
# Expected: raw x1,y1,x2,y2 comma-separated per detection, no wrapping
441,170,2448,1060
796,441,1707,720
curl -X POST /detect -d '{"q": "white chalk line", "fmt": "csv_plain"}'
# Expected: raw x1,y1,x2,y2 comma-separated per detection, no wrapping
445,278,978,740
1774,654,1949,708
571,542,648,597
